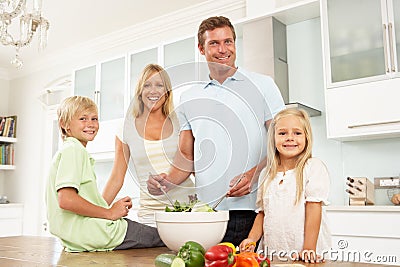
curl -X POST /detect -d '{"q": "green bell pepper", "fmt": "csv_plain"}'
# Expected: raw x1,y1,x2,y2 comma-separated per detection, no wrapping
177,241,205,267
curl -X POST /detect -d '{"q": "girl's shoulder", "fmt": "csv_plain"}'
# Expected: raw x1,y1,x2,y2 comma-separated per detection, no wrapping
305,157,329,174
305,157,324,165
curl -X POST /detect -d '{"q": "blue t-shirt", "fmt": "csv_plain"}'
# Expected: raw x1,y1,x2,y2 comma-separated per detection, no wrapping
177,67,285,210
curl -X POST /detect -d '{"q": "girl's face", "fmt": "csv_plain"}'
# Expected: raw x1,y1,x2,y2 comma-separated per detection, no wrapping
65,109,99,147
141,72,167,113
274,115,306,161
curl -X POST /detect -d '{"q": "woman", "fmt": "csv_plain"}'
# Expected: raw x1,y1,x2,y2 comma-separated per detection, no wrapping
103,64,195,227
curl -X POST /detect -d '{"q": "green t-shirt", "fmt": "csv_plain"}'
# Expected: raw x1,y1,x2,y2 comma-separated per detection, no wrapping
45,137,127,252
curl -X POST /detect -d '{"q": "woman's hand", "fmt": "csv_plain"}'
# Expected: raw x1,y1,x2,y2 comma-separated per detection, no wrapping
147,173,168,195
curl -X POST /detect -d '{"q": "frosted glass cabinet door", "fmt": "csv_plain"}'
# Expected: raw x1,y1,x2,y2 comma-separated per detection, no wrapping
393,0,400,74
164,37,195,69
130,48,158,98
100,57,126,121
74,65,96,100
326,0,386,83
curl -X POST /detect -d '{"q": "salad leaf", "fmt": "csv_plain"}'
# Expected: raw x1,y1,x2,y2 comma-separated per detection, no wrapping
165,194,215,212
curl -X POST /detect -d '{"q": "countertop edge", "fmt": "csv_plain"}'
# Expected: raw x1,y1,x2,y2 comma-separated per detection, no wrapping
324,205,400,212
0,203,24,208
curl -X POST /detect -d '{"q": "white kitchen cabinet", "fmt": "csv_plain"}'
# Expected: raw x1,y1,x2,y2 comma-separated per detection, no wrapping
129,47,158,97
325,78,400,140
0,203,23,237
163,36,196,69
322,0,399,86
73,56,127,121
325,206,400,265
321,0,400,140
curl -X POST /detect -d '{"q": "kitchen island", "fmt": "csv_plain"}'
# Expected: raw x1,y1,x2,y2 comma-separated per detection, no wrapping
0,236,390,266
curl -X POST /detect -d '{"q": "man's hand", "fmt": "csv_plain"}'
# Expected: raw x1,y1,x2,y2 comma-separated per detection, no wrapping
227,168,257,197
108,196,132,221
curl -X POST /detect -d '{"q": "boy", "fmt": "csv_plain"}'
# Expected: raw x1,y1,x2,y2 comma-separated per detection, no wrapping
46,96,164,252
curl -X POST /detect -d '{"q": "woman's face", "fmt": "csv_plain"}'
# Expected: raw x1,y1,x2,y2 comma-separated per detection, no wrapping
141,71,167,113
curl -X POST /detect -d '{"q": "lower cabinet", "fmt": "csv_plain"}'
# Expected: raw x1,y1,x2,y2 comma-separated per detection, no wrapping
325,206,400,265
0,203,23,237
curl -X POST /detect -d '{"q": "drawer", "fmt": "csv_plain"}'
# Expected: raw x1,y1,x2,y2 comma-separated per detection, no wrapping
0,204,24,219
0,219,23,237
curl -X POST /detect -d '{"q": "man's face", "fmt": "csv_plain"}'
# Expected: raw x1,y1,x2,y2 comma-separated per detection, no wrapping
198,26,236,69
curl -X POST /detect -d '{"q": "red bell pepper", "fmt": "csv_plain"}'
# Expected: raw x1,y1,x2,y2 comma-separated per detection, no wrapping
205,245,236,267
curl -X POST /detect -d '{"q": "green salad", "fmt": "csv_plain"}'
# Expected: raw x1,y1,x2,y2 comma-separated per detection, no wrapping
165,194,214,212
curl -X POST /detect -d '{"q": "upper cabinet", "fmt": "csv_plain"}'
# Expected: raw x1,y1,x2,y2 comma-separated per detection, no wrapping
321,0,400,140
130,47,158,98
74,56,127,122
163,37,196,68
322,0,399,87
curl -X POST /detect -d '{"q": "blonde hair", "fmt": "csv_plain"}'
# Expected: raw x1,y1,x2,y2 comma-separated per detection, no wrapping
57,96,98,140
132,64,174,117
264,108,313,204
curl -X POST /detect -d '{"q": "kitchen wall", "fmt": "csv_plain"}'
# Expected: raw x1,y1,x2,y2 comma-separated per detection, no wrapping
287,17,400,206
0,78,10,195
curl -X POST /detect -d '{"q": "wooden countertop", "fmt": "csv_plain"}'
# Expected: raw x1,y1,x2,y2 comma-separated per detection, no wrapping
0,236,387,266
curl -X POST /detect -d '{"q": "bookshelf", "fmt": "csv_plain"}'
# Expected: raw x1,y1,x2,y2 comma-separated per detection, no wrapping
0,116,17,170
0,137,17,170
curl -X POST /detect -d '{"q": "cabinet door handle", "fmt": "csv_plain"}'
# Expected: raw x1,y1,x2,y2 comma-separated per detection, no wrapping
383,24,390,73
388,22,396,72
348,120,400,129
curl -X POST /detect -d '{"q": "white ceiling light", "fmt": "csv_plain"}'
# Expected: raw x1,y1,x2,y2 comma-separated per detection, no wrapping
0,0,49,69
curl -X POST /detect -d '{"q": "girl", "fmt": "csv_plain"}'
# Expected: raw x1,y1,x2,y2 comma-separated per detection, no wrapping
239,108,331,263
102,64,194,227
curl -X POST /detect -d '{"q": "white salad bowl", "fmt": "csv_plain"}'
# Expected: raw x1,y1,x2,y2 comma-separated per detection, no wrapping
155,210,229,251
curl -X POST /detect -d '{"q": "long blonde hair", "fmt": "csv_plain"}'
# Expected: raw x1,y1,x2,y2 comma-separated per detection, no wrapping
132,64,174,117
264,108,313,204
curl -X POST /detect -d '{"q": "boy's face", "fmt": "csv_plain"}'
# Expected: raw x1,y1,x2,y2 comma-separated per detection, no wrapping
65,108,99,147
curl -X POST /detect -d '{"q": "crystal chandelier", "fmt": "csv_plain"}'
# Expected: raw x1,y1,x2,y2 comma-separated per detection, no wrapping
0,0,49,69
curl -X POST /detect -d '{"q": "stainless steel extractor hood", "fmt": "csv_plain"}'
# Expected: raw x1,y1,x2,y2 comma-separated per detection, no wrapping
241,16,321,117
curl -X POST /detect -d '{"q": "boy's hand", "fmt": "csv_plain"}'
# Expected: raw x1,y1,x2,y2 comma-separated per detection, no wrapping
109,196,132,220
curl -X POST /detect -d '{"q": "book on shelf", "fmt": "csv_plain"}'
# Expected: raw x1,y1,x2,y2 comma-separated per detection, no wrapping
0,143,14,165
0,115,17,138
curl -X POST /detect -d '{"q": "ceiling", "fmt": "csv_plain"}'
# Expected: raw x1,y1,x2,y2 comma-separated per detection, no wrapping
0,0,209,78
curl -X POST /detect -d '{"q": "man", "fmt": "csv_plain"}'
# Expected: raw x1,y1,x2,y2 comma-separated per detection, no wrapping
148,16,285,245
